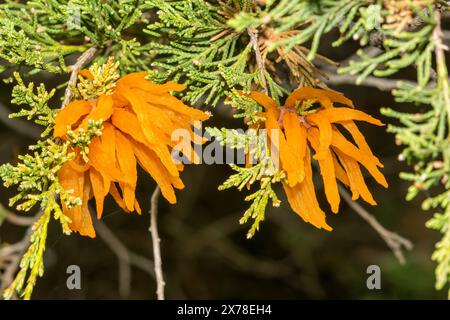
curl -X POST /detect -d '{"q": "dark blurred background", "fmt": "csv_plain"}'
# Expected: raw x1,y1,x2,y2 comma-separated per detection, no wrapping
0,30,447,300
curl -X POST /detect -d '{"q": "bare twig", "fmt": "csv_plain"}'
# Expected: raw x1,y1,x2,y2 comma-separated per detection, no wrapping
0,213,41,293
326,73,417,92
149,186,165,300
93,219,131,298
62,46,98,108
433,9,450,125
247,28,268,94
0,238,29,292
339,186,413,264
5,212,36,227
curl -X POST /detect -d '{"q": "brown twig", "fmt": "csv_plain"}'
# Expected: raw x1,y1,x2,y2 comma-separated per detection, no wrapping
247,28,268,94
0,204,36,227
62,46,98,108
325,73,417,91
443,30,450,41
149,186,165,300
5,212,36,227
339,186,413,264
0,239,29,293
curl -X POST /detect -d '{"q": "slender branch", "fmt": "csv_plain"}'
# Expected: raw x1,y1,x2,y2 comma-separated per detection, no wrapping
5,212,36,227
339,186,413,264
62,46,98,108
149,186,165,300
325,73,419,91
433,9,450,128
129,253,155,279
247,28,268,95
0,213,41,293
0,247,27,298
320,47,425,91
94,219,131,298
0,241,28,258
0,204,36,226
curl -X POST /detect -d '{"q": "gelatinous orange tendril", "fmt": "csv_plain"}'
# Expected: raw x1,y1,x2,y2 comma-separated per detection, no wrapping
55,72,209,237
249,87,387,231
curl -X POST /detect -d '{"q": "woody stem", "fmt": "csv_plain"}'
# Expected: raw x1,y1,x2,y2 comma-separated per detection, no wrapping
149,186,165,300
247,28,268,95
62,46,98,108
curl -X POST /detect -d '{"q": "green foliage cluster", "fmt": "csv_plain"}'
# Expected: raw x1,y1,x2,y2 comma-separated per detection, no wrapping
9,72,56,135
71,57,121,100
221,160,284,239
145,0,267,105
207,126,284,238
2,189,65,300
0,0,153,75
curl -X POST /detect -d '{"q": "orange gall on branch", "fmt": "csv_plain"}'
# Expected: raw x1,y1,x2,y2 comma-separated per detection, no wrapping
248,87,388,231
54,72,210,238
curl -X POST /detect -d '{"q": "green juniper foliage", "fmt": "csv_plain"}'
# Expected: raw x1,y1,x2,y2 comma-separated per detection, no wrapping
207,126,284,238
0,0,449,299
0,0,153,75
9,72,56,136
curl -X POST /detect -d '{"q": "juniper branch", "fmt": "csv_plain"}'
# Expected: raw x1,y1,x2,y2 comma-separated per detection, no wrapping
62,46,98,108
326,73,417,92
247,28,268,94
4,213,37,227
